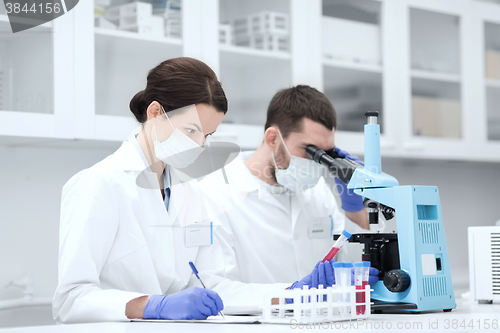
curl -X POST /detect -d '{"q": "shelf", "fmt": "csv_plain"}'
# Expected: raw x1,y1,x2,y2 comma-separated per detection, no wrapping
94,27,182,47
486,78,500,88
412,77,461,100
323,58,382,73
411,70,461,83
219,44,290,66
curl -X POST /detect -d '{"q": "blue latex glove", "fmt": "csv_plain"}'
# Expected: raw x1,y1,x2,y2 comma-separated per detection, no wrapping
143,287,224,320
289,260,335,290
350,267,380,285
333,147,365,212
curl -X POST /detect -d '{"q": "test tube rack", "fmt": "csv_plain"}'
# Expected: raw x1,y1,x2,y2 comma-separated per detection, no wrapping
262,284,371,324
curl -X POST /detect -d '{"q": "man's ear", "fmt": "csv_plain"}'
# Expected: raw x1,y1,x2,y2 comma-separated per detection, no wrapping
264,127,279,149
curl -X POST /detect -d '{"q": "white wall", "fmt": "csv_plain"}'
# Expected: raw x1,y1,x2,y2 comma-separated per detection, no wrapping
1,144,499,303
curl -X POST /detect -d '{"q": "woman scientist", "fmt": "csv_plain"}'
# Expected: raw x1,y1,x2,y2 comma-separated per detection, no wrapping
53,57,336,324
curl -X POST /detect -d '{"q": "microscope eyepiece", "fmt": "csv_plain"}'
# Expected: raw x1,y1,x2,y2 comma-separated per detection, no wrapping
305,145,362,184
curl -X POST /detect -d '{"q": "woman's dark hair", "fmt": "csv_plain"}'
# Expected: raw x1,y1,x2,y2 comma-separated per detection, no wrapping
129,57,228,123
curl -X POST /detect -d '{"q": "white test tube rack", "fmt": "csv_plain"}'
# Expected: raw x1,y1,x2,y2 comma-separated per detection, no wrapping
262,284,372,323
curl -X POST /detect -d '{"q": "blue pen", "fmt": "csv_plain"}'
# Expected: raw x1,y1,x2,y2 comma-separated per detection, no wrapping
188,261,225,318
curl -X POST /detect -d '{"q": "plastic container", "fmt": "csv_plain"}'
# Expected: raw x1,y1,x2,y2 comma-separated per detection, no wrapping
333,261,352,315
354,261,370,315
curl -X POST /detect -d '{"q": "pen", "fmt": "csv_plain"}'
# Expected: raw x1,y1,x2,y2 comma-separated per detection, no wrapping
188,261,225,319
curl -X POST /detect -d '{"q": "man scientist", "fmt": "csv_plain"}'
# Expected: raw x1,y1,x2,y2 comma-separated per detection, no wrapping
203,85,382,285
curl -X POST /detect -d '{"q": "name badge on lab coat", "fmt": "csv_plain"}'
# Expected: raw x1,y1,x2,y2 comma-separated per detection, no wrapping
185,221,213,247
308,216,333,239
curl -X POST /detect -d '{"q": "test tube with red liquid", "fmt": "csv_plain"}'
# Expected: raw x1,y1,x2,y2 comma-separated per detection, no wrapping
354,261,370,315
322,229,352,262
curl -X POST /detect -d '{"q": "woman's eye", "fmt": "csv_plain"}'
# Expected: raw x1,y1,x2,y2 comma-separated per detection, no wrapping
186,128,196,134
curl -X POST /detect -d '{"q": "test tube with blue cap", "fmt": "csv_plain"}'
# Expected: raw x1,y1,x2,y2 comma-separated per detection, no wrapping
322,229,352,262
354,261,370,315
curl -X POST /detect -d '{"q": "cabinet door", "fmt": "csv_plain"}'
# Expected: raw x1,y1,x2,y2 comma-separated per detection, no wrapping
74,0,184,142
0,8,73,140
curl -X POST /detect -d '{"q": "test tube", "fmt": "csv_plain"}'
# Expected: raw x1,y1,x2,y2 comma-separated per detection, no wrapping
343,262,352,312
332,262,344,315
322,229,352,262
361,261,370,314
353,262,366,315
333,261,352,315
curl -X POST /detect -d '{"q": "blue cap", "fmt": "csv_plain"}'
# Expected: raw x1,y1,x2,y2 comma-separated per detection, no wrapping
332,262,344,268
362,261,371,267
341,229,352,239
343,262,353,268
353,262,364,268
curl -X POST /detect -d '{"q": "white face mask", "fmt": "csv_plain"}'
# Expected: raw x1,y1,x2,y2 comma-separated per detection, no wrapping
272,130,324,192
153,107,205,169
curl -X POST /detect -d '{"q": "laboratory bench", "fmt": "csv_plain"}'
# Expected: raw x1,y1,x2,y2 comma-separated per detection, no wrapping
1,298,498,333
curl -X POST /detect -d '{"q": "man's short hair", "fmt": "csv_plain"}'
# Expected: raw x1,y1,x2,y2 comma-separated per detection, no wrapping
264,85,337,138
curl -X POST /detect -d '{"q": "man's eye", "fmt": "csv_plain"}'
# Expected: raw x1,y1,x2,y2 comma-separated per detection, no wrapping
186,128,196,134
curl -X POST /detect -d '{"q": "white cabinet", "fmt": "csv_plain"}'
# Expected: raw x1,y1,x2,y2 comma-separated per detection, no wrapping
1,0,499,160
0,11,73,141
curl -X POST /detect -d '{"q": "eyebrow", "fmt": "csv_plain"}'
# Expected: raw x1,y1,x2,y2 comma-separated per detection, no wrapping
189,123,202,132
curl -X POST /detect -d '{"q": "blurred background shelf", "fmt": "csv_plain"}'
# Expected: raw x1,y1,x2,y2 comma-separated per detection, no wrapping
323,58,382,73
486,79,500,88
94,27,182,46
411,70,461,83
219,44,290,62
0,0,499,158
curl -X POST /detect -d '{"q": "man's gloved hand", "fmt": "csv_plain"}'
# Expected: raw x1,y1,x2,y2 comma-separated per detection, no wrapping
143,287,224,320
333,147,365,212
350,267,380,285
289,260,335,290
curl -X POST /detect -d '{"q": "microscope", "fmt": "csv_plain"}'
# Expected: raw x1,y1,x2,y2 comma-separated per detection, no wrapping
306,112,456,313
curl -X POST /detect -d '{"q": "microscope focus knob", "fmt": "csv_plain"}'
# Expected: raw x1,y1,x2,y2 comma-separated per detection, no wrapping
383,269,410,292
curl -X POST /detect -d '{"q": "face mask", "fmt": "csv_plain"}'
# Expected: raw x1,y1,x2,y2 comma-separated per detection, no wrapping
272,130,324,192
153,107,205,169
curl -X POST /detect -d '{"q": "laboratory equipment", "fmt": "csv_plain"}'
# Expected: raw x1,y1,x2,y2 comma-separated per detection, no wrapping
354,262,370,315
262,284,371,324
322,229,352,262
189,261,225,318
333,262,352,315
307,111,456,313
468,226,500,304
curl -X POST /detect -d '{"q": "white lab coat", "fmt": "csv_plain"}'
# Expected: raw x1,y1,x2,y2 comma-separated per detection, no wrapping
53,141,288,324
200,151,385,285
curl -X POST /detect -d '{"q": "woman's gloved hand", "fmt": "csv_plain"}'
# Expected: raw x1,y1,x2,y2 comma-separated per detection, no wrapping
333,147,365,212
143,287,224,320
350,267,380,285
289,260,335,290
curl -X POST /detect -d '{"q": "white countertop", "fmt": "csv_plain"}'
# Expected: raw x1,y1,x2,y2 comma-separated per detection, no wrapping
1,298,498,333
